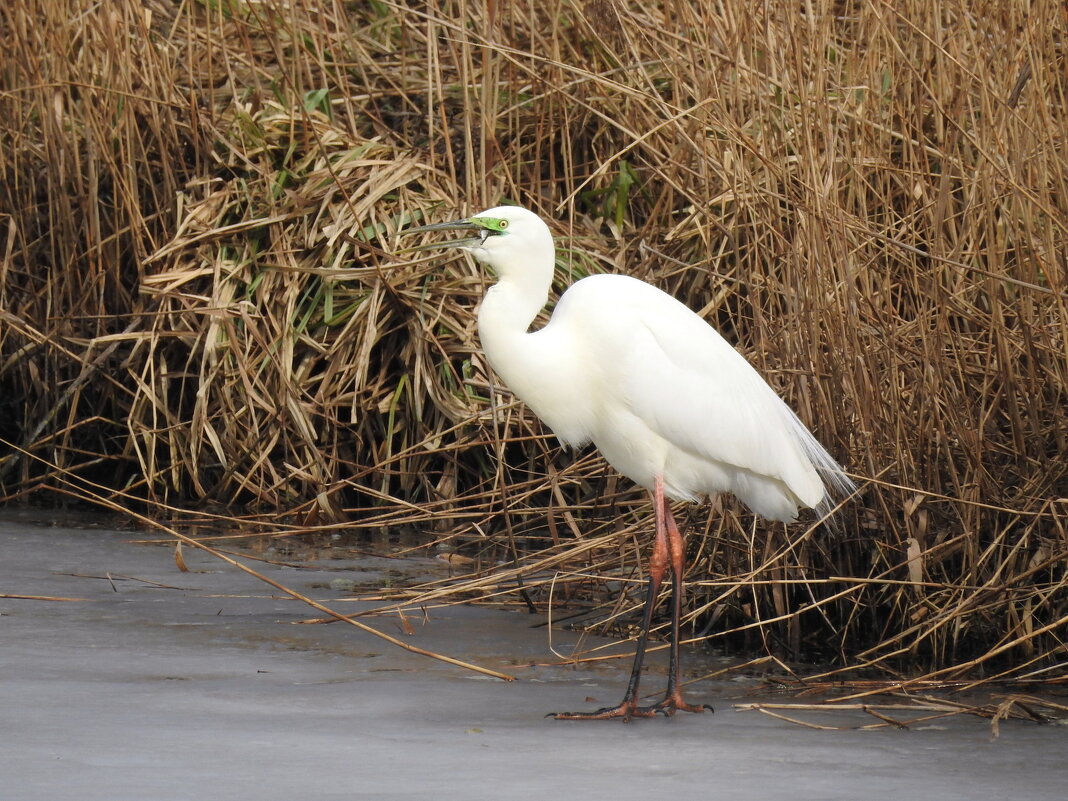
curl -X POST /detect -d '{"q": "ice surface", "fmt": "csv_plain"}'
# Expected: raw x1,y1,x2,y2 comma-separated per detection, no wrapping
2,513,1065,801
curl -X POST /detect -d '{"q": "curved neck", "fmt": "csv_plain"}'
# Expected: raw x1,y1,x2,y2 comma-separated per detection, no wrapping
475,231,555,340
478,276,548,336
475,245,555,395
472,236,592,447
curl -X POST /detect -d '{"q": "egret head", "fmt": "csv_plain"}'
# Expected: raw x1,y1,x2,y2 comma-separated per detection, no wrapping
402,205,553,279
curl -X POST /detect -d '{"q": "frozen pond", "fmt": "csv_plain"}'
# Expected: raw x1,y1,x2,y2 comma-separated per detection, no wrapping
2,513,1066,800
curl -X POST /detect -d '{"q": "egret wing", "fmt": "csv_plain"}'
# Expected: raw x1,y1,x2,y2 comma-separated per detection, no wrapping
579,277,829,507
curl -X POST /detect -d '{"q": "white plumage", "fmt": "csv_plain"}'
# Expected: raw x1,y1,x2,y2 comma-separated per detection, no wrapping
464,206,850,518
405,204,852,720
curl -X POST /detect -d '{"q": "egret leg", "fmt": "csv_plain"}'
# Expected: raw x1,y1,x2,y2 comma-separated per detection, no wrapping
550,478,671,721
639,496,713,717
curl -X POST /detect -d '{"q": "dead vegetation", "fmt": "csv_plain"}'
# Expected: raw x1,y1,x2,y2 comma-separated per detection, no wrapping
1,0,1066,688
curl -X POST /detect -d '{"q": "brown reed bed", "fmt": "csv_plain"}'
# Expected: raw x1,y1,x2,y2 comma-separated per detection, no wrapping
1,0,1066,689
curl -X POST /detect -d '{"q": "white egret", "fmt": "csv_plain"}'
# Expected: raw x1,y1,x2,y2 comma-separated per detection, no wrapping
404,206,853,721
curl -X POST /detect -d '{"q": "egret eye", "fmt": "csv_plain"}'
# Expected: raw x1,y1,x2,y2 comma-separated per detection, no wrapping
498,219,509,230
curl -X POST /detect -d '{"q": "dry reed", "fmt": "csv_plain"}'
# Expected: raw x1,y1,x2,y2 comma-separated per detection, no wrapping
1,0,1066,686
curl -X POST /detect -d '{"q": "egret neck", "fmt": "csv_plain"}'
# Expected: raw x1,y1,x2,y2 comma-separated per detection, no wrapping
475,248,591,447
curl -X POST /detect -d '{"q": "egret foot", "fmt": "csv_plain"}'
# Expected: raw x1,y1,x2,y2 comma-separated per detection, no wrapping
642,692,714,717
550,692,712,721
549,700,661,722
